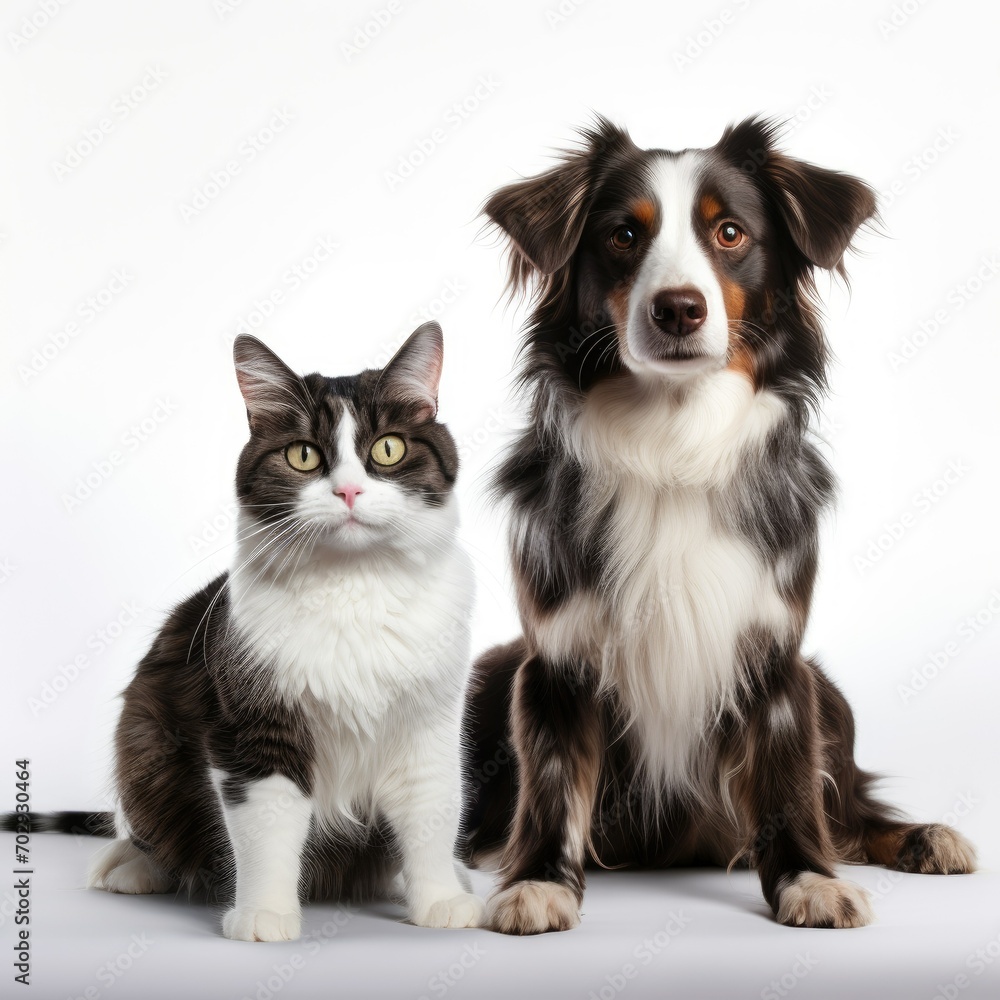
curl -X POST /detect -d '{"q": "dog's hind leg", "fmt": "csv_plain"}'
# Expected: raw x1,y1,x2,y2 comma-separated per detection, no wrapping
484,653,602,935
814,667,977,876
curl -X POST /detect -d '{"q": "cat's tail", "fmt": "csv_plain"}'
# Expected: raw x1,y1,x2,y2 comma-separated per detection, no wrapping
1,811,115,836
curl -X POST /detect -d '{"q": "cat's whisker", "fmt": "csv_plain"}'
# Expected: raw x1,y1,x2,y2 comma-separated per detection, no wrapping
176,513,305,583
191,517,309,663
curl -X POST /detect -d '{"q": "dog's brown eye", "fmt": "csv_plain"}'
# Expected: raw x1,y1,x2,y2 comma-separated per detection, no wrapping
716,222,746,249
609,226,635,252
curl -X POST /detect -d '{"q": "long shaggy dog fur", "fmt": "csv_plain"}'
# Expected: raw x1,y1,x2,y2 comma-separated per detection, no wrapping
462,117,975,933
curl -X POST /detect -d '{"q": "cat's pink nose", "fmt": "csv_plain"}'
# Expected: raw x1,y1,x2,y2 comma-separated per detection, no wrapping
334,484,364,509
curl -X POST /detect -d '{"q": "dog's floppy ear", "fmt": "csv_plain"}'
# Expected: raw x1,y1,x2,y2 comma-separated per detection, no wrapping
484,116,632,281
766,155,877,272
719,117,877,273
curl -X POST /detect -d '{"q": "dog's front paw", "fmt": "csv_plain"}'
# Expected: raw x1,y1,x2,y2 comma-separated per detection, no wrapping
776,873,874,928
486,880,580,935
412,892,485,929
222,907,302,942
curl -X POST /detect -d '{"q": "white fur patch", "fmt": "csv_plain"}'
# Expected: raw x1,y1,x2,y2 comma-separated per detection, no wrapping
218,773,312,941
534,370,792,791
768,694,796,733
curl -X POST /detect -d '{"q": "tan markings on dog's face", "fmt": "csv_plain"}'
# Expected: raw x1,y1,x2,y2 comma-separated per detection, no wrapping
699,194,723,224
720,276,746,321
606,283,634,359
714,268,754,384
631,198,656,229
727,337,756,384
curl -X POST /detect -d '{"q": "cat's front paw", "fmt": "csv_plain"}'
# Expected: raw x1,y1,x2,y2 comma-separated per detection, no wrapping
222,907,302,942
411,892,485,929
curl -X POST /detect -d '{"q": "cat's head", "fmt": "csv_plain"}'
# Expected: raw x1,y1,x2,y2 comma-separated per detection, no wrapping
232,322,459,559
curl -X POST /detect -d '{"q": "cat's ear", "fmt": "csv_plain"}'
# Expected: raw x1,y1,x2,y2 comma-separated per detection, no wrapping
233,335,304,428
381,321,443,422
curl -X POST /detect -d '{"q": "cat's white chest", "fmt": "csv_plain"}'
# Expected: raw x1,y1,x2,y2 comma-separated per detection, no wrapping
229,544,473,736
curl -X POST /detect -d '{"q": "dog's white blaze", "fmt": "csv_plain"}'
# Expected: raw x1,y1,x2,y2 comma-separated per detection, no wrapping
624,154,730,372
541,370,793,790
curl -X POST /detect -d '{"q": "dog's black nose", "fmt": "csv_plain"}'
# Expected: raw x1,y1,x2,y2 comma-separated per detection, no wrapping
650,289,707,337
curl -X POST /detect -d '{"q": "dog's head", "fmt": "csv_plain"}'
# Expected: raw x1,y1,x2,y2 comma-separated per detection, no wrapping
485,117,876,396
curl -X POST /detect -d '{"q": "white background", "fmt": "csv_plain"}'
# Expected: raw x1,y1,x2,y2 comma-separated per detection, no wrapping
2,1,998,998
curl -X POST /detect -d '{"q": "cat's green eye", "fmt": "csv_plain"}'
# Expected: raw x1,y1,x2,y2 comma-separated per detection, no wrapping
370,434,406,467
285,442,323,472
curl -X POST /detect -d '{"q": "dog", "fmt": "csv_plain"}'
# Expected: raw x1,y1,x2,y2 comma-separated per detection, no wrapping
461,116,976,933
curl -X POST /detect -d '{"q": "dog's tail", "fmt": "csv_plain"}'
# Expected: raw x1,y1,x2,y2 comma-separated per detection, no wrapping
1,811,115,836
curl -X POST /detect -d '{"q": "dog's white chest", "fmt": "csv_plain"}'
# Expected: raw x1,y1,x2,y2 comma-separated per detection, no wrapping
600,484,789,783
551,372,793,786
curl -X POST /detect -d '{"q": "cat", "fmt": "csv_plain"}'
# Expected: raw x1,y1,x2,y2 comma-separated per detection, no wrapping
87,321,484,941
